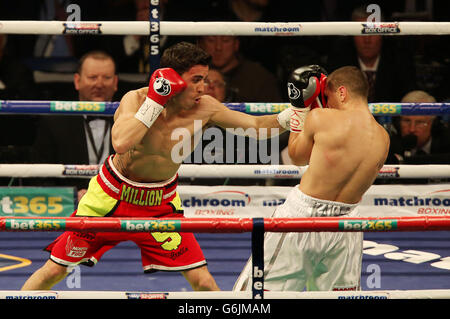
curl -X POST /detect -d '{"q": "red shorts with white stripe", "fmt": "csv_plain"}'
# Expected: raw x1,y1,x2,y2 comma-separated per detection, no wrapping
45,155,206,273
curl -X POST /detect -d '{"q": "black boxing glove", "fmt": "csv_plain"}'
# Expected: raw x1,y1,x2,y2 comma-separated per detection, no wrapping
288,64,328,108
278,65,328,132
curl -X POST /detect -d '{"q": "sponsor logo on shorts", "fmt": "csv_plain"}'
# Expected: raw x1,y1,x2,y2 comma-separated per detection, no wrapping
339,219,397,231
169,246,188,260
311,202,352,217
65,235,89,258
120,185,163,206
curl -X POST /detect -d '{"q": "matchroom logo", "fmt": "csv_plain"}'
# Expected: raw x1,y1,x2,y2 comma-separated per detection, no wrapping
182,190,251,208
373,189,450,215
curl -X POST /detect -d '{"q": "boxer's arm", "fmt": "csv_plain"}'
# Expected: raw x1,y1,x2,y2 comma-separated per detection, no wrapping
288,110,316,166
209,101,286,139
112,88,150,154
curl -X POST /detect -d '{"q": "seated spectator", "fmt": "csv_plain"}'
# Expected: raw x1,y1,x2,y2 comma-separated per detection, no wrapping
204,67,229,102
197,35,282,102
211,0,282,74
31,51,118,201
184,67,275,186
326,5,417,103
184,67,236,169
387,90,450,164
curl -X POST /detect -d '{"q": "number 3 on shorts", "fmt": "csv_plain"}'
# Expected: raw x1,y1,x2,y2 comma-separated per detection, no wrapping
151,232,182,251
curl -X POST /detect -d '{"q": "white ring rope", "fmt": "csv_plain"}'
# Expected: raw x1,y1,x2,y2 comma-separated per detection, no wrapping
0,21,450,36
1,164,449,179
1,289,449,299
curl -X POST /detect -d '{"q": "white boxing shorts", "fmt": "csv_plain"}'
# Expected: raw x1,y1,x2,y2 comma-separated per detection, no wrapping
233,186,363,292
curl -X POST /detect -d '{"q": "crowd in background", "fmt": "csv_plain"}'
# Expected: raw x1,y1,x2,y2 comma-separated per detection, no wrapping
0,0,449,190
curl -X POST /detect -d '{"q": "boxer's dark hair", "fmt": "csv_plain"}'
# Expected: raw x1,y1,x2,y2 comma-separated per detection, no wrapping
160,41,211,75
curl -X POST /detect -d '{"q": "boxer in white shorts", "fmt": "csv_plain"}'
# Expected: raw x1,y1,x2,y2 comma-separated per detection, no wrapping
234,187,363,291
234,65,390,291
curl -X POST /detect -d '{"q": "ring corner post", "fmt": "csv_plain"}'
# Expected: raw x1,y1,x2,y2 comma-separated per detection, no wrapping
251,217,264,299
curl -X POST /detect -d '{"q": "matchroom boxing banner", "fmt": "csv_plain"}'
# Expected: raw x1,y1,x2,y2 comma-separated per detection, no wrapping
0,185,448,217
359,184,450,216
178,184,450,218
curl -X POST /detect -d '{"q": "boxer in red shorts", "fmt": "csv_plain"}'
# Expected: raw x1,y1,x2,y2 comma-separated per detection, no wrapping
45,155,206,273
22,42,286,291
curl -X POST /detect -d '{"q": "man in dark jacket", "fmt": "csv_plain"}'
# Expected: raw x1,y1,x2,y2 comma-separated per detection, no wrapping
32,51,118,201
387,90,450,165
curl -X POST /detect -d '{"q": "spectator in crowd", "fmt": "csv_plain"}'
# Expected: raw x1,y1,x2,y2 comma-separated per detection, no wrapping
184,67,229,168
33,0,76,58
203,0,286,74
185,67,235,169
183,67,229,185
197,35,282,102
0,1,75,60
387,90,450,165
204,67,229,102
184,66,277,186
115,0,170,74
326,5,417,103
31,51,118,201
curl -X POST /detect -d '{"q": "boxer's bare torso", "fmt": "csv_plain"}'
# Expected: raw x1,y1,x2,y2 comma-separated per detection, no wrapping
289,89,389,204
111,65,283,182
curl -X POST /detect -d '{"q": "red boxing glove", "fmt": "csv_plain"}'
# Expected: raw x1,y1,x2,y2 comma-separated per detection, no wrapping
308,74,328,110
313,73,328,109
147,68,187,106
135,68,186,128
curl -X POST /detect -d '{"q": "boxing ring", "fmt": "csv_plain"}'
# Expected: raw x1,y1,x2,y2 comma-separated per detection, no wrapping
1,9,450,303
